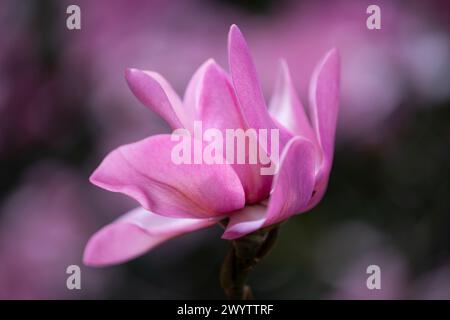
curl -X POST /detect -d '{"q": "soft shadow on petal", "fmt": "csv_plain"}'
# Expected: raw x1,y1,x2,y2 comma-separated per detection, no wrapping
83,207,218,267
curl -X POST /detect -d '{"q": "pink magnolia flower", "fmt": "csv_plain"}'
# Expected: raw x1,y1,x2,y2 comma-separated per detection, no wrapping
84,25,339,267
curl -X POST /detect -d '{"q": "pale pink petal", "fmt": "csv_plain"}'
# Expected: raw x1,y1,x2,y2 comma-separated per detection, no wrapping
221,204,267,240
303,49,340,209
83,207,218,267
308,48,340,182
125,68,192,130
187,59,272,203
90,134,245,219
223,137,316,239
264,137,316,225
228,25,291,148
183,59,213,119
193,60,244,130
269,60,316,144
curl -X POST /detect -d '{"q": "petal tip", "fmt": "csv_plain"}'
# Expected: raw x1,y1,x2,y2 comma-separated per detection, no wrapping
88,167,103,189
228,24,244,44
203,59,225,78
124,67,142,81
204,57,216,66
229,24,240,34
125,67,135,74
322,48,340,67
82,225,121,267
221,230,241,240
124,68,145,90
82,232,106,267
88,157,116,190
83,223,151,267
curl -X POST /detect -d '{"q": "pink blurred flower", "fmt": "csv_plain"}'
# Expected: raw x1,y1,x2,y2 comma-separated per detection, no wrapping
0,162,110,299
71,0,449,146
83,25,339,267
330,248,408,300
315,222,408,300
0,1,85,158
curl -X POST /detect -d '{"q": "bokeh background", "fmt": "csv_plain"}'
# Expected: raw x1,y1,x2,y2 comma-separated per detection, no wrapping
1,0,449,299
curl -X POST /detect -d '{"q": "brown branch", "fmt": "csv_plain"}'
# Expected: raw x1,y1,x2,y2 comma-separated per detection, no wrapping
219,226,279,299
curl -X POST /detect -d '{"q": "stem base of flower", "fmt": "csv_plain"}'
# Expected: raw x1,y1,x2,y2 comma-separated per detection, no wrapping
219,226,279,300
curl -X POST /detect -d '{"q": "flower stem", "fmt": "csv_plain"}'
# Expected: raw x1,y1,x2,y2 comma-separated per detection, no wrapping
219,226,279,299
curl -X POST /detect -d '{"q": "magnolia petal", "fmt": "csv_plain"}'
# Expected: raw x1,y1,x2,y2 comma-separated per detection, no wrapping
269,60,316,144
183,59,213,120
221,204,266,240
264,137,316,225
90,134,245,219
185,59,244,129
228,25,290,148
83,207,218,267
222,137,316,239
189,59,273,203
197,61,243,129
308,48,340,182
125,68,192,130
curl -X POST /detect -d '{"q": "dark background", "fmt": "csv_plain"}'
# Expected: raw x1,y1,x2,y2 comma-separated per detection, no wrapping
0,0,449,299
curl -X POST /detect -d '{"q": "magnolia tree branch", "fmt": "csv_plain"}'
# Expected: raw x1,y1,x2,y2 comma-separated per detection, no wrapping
219,225,279,300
